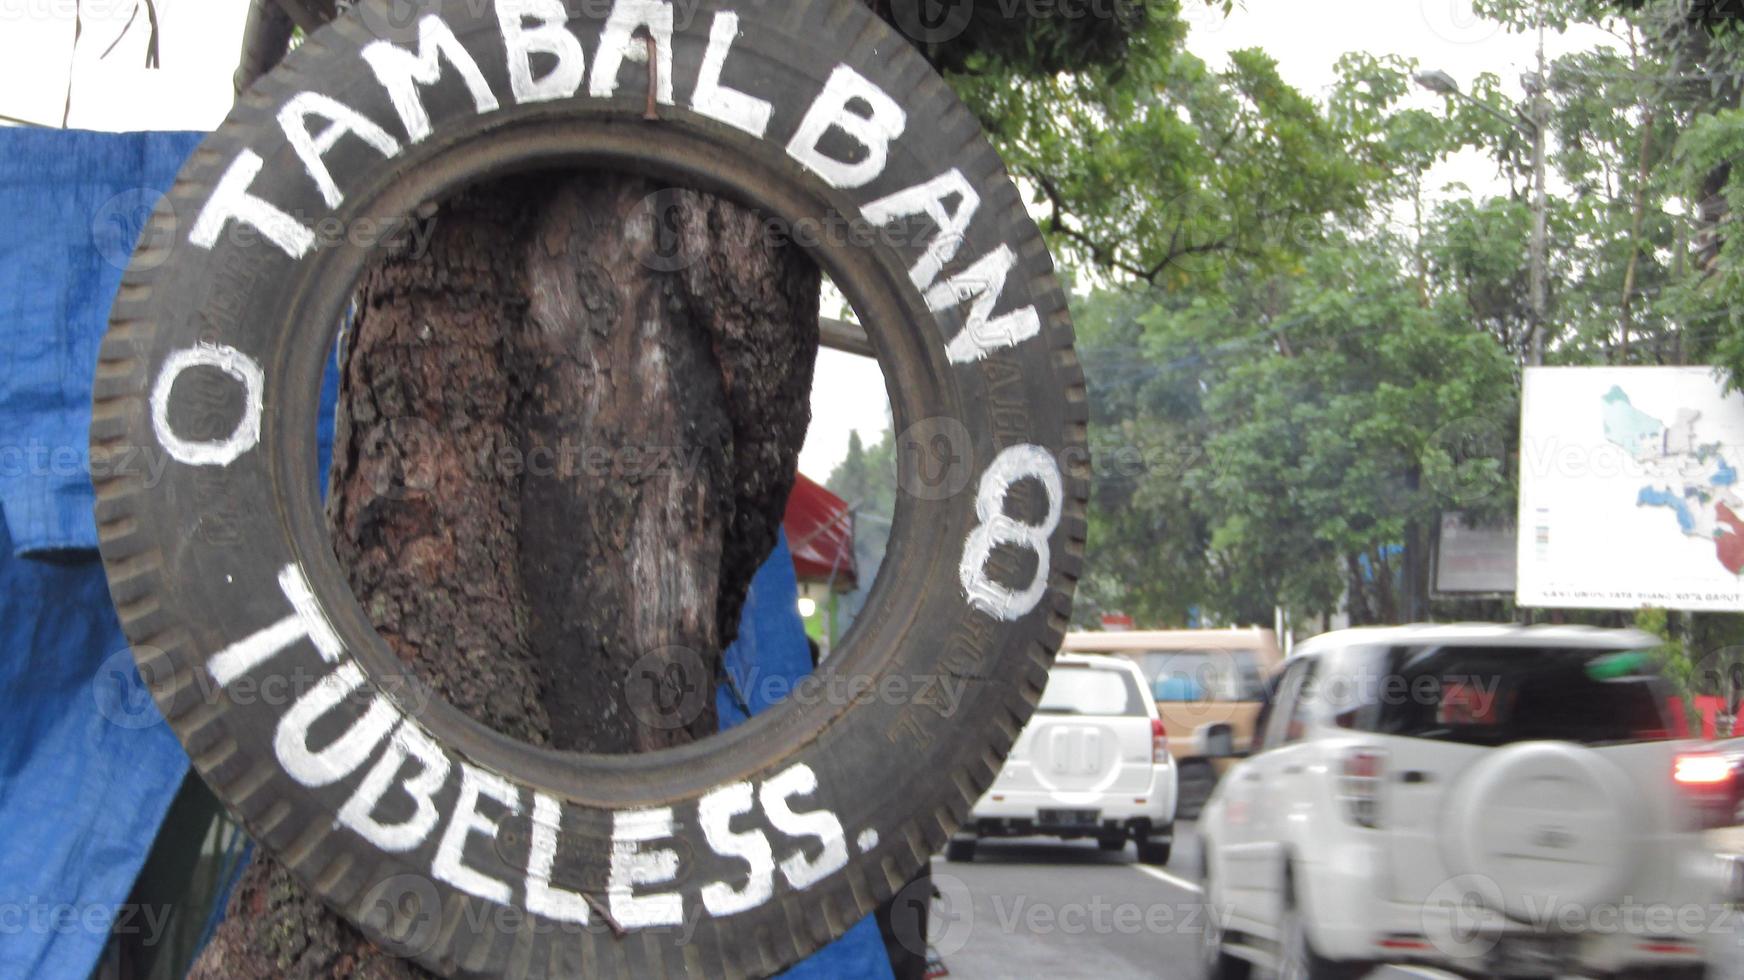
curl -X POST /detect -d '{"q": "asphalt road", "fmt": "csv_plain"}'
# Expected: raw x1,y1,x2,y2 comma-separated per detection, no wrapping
926,823,1457,980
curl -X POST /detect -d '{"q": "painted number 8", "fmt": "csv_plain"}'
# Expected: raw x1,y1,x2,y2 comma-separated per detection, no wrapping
958,444,1062,621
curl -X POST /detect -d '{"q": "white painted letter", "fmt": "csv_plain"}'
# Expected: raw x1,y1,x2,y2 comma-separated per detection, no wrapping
589,0,673,105
274,661,402,788
496,0,584,104
189,151,316,258
150,342,266,468
786,66,905,190
698,782,774,916
608,807,683,927
759,763,848,890
336,720,451,852
689,12,770,138
525,793,590,924
277,92,401,209
863,168,980,294
959,444,1063,621
362,14,499,143
206,564,343,688
433,762,522,903
927,244,1041,364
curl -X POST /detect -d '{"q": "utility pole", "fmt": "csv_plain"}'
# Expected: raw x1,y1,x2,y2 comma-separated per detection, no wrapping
1416,4,1552,366
1526,6,1550,367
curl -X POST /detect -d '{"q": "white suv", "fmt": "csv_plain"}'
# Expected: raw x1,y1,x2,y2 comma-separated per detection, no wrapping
948,653,1178,864
1198,625,1723,979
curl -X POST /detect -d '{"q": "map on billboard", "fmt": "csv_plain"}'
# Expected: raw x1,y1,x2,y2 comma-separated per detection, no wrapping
1518,366,1744,611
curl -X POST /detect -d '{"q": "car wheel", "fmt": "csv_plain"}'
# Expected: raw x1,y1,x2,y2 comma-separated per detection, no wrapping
1098,835,1126,852
1199,859,1252,980
1177,760,1218,820
1136,838,1172,866
1276,883,1364,980
944,838,977,863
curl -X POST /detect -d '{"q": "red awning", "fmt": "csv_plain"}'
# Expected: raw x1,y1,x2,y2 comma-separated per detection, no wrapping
784,473,857,589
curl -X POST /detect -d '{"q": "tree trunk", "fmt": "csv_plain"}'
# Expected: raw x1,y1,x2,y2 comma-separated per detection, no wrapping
190,173,818,977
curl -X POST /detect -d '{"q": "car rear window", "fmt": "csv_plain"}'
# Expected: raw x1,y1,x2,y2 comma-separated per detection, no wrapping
1037,665,1150,717
1332,645,1676,746
1136,650,1267,702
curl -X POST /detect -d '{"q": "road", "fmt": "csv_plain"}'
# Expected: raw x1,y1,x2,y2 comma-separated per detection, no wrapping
926,823,1450,980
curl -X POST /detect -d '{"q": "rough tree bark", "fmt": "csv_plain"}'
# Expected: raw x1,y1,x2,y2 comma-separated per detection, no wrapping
189,171,819,976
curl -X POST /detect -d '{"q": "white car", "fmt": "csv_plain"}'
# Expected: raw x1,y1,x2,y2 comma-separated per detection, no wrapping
948,653,1178,864
1197,625,1724,979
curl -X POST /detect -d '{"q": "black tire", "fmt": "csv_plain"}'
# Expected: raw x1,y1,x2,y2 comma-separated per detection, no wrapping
1177,759,1218,821
876,866,932,980
943,839,977,863
92,2,1084,977
1199,857,1251,980
1136,838,1172,866
1097,835,1126,852
233,0,296,94
1278,874,1365,980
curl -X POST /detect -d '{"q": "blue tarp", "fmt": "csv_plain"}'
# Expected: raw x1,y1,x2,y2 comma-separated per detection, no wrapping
717,536,893,980
0,128,887,980
0,129,205,980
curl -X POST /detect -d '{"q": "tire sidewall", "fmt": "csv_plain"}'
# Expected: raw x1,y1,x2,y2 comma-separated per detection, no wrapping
95,1,1086,975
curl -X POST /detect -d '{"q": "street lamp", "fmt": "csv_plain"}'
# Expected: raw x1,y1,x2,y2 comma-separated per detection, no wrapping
1415,66,1550,367
1413,69,1460,97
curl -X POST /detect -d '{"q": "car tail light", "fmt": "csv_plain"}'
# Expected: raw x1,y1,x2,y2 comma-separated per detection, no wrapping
1151,718,1168,764
1674,752,1732,787
1338,748,1385,828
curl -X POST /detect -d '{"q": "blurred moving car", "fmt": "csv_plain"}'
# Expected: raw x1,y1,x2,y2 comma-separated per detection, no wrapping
1686,736,1744,833
949,653,1177,864
1197,624,1719,980
1063,629,1283,818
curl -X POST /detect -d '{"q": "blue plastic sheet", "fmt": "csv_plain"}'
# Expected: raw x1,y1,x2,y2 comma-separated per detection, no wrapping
0,128,203,980
718,536,894,980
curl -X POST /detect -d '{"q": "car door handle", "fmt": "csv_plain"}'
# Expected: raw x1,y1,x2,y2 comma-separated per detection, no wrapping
1282,765,1303,775
1240,772,1261,782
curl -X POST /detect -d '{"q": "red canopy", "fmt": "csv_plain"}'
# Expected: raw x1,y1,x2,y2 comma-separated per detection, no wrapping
784,474,857,589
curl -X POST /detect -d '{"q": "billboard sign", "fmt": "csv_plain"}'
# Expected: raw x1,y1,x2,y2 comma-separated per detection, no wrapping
1434,512,1517,595
1518,366,1744,611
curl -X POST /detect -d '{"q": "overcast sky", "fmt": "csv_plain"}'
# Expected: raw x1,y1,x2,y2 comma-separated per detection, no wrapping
0,0,1613,480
